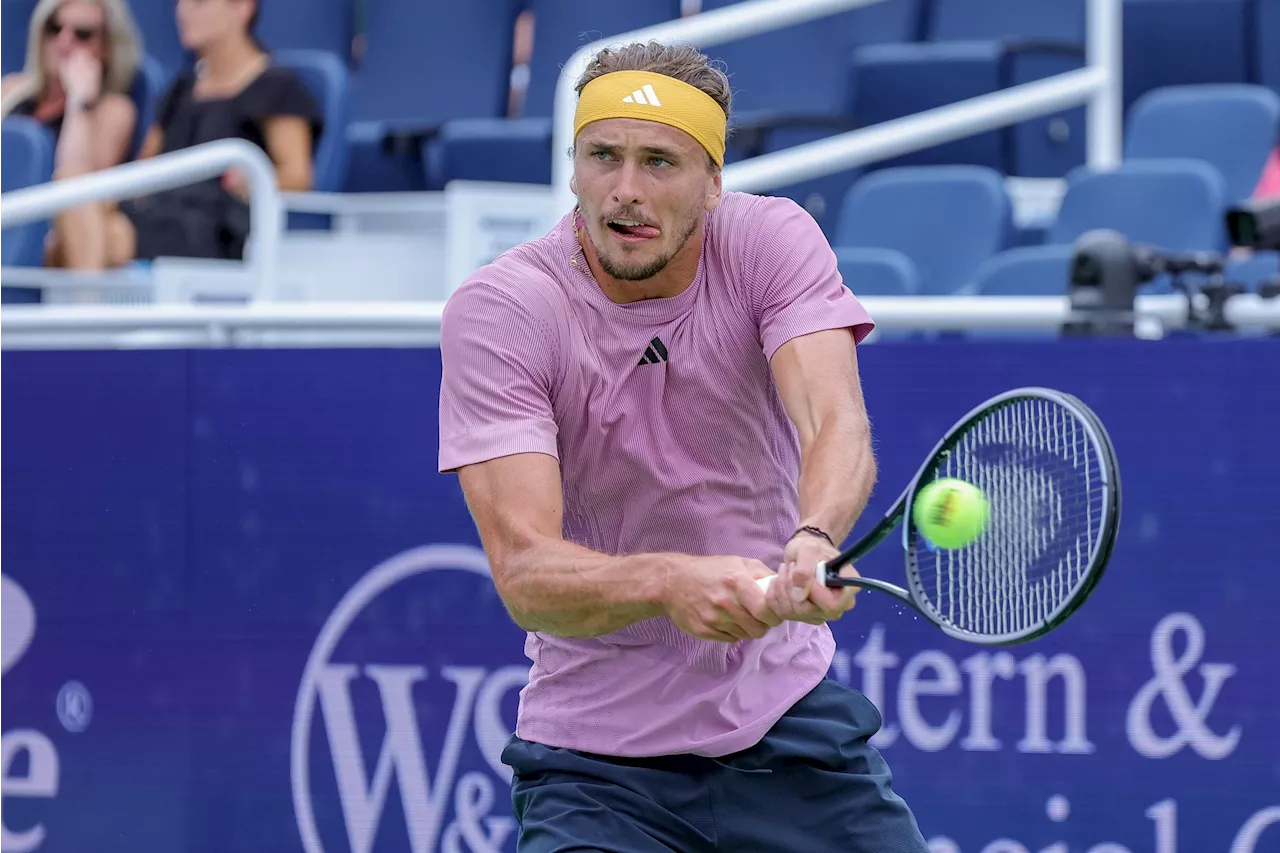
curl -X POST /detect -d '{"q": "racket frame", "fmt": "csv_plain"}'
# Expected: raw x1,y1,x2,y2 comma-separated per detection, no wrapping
816,386,1121,645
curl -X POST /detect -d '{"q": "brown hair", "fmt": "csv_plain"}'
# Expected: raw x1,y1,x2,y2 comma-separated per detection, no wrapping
575,41,732,119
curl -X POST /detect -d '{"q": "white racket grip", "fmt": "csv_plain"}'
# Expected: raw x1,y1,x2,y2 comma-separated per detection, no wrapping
756,561,828,591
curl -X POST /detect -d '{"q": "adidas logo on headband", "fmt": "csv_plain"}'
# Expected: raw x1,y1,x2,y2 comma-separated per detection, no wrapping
621,84,662,107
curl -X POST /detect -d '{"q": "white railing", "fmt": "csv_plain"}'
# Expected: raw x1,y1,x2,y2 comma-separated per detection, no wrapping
0,139,283,297
4,295,1279,349
552,0,1121,213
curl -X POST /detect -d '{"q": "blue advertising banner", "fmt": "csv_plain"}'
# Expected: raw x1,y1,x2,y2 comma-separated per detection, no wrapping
2,339,1278,853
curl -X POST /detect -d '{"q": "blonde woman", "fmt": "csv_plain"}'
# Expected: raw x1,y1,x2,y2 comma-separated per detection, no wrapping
1,0,143,268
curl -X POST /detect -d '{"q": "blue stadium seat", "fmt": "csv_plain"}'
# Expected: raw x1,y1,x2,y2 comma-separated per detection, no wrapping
968,245,1074,295
256,0,353,58
438,117,553,185
1048,159,1228,252
705,0,924,235
522,0,683,120
1256,0,1280,93
835,247,923,295
344,0,520,192
963,244,1077,338
928,0,1083,41
850,0,1086,177
127,55,168,160
1125,85,1280,203
129,0,189,76
1,115,55,278
1,0,37,75
437,0,680,188
833,165,1012,295
1122,0,1250,111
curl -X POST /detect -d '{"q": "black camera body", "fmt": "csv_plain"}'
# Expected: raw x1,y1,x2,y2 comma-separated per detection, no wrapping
1064,232,1251,335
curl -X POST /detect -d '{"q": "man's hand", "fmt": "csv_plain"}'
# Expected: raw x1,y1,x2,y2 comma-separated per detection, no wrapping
765,531,859,624
664,556,782,643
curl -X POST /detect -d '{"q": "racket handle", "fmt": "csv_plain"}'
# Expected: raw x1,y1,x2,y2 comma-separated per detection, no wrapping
756,561,832,591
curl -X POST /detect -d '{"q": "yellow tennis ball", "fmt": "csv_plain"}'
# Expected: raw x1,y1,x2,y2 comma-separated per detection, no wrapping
912,478,989,549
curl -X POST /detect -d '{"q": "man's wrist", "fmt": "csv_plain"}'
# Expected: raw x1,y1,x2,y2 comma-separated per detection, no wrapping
789,525,835,548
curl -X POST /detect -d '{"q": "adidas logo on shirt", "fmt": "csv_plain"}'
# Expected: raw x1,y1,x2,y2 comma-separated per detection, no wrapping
622,84,663,107
637,337,669,366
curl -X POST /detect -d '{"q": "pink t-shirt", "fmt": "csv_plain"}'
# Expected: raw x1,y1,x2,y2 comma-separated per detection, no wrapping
1255,147,1280,199
438,191,874,758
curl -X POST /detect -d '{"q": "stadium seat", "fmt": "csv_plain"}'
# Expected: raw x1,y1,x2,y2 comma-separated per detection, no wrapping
1256,0,1280,93
927,0,1082,41
833,165,1012,295
344,0,520,192
127,55,168,160
835,247,923,295
437,0,681,187
704,0,924,235
1048,159,1228,252
521,0,683,120
438,117,553,185
1,115,55,280
968,245,1074,295
1125,85,1280,203
128,0,189,76
1122,0,1250,111
849,0,1086,177
1,0,37,75
256,0,353,59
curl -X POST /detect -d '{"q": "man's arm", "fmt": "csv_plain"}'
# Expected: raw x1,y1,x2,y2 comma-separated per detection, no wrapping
765,327,875,617
457,451,778,642
772,328,876,544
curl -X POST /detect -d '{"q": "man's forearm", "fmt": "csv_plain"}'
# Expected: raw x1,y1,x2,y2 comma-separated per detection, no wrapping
796,409,877,545
498,540,673,638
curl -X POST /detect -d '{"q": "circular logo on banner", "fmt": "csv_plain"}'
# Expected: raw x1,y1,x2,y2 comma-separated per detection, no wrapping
292,544,527,853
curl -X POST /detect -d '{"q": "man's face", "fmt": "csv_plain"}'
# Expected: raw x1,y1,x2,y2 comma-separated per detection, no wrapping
572,118,722,282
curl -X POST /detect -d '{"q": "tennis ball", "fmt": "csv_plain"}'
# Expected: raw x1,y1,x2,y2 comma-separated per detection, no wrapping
912,478,989,549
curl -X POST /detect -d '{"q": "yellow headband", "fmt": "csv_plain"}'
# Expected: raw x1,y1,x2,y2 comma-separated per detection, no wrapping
573,70,727,168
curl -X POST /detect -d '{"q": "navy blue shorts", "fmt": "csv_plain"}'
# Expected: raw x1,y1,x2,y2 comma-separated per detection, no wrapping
502,678,929,853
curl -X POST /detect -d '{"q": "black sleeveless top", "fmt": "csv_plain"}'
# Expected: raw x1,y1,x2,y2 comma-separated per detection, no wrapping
121,64,323,261
156,64,323,155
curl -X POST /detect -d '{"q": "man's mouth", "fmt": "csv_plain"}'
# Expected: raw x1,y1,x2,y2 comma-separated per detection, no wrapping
607,219,662,241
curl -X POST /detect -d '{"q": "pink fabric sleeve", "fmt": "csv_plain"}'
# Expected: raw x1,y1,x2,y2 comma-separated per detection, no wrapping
745,196,876,361
437,282,560,473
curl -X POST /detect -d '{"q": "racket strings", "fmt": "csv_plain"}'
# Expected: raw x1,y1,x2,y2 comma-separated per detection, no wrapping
913,398,1107,638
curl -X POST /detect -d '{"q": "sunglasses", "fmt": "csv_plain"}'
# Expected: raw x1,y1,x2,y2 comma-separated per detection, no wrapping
44,19,102,42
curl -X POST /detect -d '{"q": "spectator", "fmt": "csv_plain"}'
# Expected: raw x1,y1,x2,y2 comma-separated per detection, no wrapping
49,0,322,270
0,0,143,268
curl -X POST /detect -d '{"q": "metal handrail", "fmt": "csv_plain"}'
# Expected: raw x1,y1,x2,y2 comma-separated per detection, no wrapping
0,139,283,298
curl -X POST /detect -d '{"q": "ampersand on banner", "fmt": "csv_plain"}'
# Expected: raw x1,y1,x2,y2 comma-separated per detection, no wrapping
1127,612,1241,759
442,771,517,853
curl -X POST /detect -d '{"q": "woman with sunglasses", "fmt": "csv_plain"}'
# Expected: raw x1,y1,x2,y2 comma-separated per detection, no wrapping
1,0,143,268
44,0,323,270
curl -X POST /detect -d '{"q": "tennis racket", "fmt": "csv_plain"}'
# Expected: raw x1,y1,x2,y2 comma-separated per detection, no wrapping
761,387,1120,645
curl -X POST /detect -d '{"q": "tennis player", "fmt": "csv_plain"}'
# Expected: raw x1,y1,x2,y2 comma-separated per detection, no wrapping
439,41,928,853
